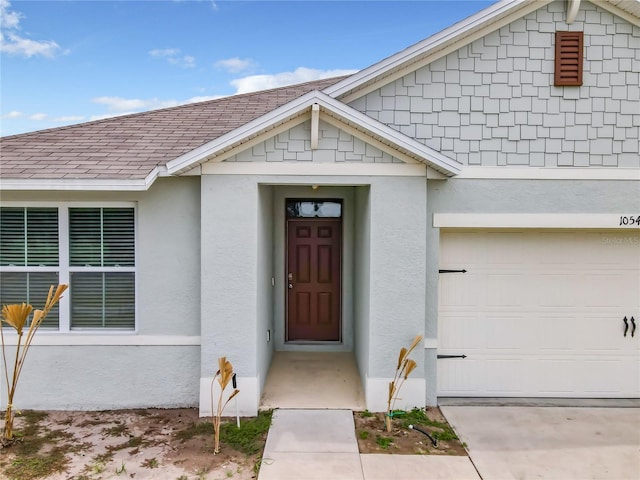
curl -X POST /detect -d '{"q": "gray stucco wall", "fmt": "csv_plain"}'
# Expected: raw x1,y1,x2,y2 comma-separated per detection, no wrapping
257,185,275,389
351,0,640,168
367,176,427,378
1,177,202,409
200,175,259,379
354,186,371,383
11,346,199,410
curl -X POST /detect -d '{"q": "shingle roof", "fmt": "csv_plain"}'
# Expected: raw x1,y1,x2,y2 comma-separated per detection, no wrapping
0,77,346,181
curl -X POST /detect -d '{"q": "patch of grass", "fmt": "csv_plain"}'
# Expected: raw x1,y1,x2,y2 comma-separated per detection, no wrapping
107,435,143,451
175,421,213,442
359,410,374,418
141,457,159,469
175,410,272,456
93,452,115,464
358,430,369,440
218,409,273,455
4,447,69,480
102,422,128,437
375,435,393,449
398,408,459,441
1,411,75,480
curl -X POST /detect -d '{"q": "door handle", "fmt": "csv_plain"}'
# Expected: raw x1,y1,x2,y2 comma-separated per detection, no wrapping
623,316,629,337
631,316,636,338
288,283,293,289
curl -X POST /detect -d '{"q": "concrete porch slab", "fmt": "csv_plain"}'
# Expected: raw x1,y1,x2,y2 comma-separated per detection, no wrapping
442,406,640,480
260,351,365,410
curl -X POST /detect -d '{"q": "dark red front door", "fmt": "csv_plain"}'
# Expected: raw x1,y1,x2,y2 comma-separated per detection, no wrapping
286,219,341,341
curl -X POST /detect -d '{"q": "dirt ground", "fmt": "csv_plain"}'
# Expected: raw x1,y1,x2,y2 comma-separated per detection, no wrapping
0,407,466,480
353,407,468,456
0,409,262,480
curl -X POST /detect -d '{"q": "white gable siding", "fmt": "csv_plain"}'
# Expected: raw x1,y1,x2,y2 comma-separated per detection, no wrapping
350,0,640,168
225,120,403,163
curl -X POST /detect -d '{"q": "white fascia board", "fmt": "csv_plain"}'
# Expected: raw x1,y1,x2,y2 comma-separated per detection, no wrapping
314,92,461,175
0,166,167,192
592,0,640,26
458,166,640,180
434,213,640,229
324,0,549,100
166,90,323,175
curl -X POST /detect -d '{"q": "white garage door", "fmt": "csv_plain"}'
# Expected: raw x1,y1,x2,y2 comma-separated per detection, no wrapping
438,230,640,398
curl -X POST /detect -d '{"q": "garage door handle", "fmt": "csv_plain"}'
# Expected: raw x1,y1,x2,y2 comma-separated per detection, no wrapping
623,317,629,337
631,317,636,338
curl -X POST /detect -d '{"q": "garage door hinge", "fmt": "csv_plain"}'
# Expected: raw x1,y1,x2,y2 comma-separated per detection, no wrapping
437,354,467,359
438,269,467,274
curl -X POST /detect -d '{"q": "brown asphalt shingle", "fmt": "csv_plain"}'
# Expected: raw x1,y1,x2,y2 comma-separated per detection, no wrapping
0,77,346,181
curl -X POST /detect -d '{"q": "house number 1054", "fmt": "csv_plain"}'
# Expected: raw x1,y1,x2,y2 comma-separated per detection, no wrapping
619,215,640,226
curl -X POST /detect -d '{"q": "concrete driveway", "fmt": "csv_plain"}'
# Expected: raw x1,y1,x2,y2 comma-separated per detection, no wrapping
441,406,640,480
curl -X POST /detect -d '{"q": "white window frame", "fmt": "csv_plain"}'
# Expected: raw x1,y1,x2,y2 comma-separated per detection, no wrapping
0,201,137,333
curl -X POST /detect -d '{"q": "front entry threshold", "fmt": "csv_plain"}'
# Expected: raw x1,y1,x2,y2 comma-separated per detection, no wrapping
260,352,365,410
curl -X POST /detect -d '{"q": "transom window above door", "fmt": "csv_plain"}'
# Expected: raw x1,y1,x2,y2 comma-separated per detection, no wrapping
286,200,342,218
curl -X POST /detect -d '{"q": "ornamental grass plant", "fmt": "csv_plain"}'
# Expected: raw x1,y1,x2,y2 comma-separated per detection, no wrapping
211,356,240,454
386,334,423,433
0,284,67,446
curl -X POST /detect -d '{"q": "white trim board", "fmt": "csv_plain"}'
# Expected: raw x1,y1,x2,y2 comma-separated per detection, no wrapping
433,213,640,229
0,167,169,192
201,162,431,177
2,335,201,346
457,167,640,180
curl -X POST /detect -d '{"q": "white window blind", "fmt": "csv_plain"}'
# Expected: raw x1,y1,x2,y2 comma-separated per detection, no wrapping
69,208,135,330
0,207,60,328
0,207,59,266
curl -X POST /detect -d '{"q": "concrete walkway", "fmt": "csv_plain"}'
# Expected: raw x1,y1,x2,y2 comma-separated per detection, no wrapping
257,409,480,480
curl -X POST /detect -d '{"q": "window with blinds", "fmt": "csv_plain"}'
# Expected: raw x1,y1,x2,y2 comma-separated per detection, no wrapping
0,207,59,266
0,205,136,331
69,208,135,330
0,207,60,328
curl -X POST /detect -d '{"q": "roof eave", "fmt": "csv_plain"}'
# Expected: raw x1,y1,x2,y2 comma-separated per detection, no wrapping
0,166,168,192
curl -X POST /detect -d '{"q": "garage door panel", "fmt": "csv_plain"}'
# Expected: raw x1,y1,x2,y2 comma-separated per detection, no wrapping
438,231,640,399
440,274,480,307
486,274,526,306
535,315,576,350
484,359,526,394
485,316,529,350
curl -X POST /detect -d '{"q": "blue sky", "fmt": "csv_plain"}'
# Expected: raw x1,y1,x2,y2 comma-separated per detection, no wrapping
1,0,494,137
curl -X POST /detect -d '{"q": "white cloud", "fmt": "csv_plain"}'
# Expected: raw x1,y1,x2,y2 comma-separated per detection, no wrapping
0,0,20,29
215,57,256,74
148,48,195,68
0,0,63,58
3,110,24,119
53,115,85,123
92,96,180,112
29,113,47,121
186,95,224,103
149,48,180,58
230,67,358,94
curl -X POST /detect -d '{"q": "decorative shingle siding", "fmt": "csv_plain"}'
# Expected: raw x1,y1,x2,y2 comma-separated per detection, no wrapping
351,1,640,168
225,120,403,163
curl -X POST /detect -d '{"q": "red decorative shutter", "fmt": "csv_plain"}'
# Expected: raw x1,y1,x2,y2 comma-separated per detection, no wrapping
555,31,583,86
